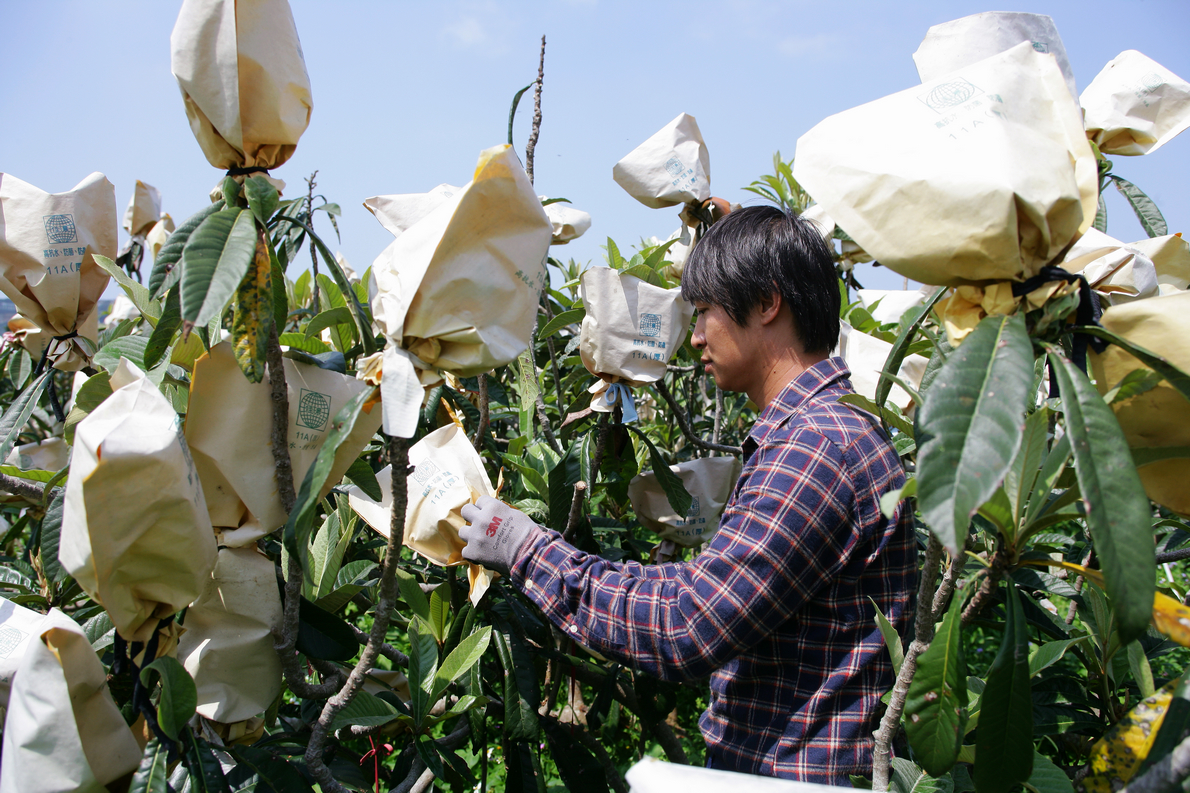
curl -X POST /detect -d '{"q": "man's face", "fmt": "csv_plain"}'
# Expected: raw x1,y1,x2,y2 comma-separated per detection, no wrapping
690,301,757,394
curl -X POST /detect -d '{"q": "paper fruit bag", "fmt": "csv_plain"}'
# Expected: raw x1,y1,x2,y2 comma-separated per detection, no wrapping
0,596,45,707
146,213,176,261
178,547,283,724
363,184,460,239
1131,234,1190,295
60,358,217,643
837,322,929,412
1091,292,1190,515
1057,227,1158,302
613,113,711,209
0,609,141,793
347,424,496,604
794,42,1097,287
1081,51,1190,156
856,289,928,324
544,202,592,245
123,180,162,238
579,267,693,412
171,0,313,172
0,172,115,371
6,437,69,473
628,457,742,547
913,12,1077,100
369,145,553,437
186,342,381,544
6,315,48,359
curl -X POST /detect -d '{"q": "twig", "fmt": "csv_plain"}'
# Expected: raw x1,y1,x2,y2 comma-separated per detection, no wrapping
306,172,320,314
346,622,408,667
563,482,587,542
525,35,545,185
872,535,946,791
536,389,563,455
666,364,699,373
1118,731,1190,793
0,473,51,503
266,330,296,514
588,413,611,491
654,380,742,455
711,386,724,455
962,546,1008,626
930,550,964,622
393,758,427,793
568,719,630,793
304,435,410,793
1156,548,1190,564
473,373,490,451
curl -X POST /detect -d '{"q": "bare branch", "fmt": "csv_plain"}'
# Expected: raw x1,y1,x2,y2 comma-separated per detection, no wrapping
0,473,50,503
654,380,742,455
1156,547,1190,565
563,481,587,542
346,621,408,667
473,373,490,450
266,330,296,515
525,36,545,185
962,546,1009,626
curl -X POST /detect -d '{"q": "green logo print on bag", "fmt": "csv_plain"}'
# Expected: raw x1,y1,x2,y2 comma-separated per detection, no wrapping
297,389,332,431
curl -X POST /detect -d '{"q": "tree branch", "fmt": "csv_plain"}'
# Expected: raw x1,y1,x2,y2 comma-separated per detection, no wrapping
0,473,51,503
654,380,742,455
1156,547,1190,565
525,35,545,185
563,481,587,543
303,435,409,793
473,373,490,451
346,622,408,668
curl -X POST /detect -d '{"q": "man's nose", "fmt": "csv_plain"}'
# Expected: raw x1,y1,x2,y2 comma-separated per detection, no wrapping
690,317,706,349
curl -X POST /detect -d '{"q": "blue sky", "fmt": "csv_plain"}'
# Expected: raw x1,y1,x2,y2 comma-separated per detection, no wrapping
2,0,1188,294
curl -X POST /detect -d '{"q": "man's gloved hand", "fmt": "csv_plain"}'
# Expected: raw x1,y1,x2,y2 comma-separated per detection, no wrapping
459,496,544,577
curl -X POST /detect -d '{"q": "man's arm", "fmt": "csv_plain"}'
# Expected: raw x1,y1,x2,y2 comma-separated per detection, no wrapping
505,430,862,682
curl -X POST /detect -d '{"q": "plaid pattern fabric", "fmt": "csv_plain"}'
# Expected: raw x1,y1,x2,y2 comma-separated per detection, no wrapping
510,357,916,784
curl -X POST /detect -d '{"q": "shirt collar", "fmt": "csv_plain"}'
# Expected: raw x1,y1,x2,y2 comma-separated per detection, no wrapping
746,356,852,449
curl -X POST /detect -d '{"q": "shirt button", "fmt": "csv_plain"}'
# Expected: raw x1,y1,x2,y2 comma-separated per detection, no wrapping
568,625,578,634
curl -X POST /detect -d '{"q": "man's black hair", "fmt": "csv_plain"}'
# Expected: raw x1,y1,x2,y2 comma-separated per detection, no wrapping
681,205,840,356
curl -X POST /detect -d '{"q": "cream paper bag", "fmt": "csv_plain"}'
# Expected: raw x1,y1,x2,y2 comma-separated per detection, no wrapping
837,321,929,412
0,596,46,707
1091,292,1190,515
1131,234,1190,294
171,0,312,174
60,358,217,643
5,437,69,473
363,184,460,239
544,202,592,245
0,172,115,371
579,266,693,414
0,608,141,793
913,12,1077,100
613,113,711,209
186,341,382,544
145,213,176,261
178,546,283,724
1081,50,1190,156
857,289,928,325
794,42,1098,287
369,145,553,438
347,424,496,605
628,457,742,547
6,315,48,359
123,180,162,238
656,226,694,282
1057,227,1158,303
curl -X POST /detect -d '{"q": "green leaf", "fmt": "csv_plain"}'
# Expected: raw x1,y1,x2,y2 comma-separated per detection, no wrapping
181,733,231,793
973,582,1034,793
0,372,49,466
64,371,112,445
432,626,492,704
1023,432,1071,529
304,306,353,340
415,734,447,781
916,314,1033,555
409,616,440,724
180,207,258,329
1024,751,1073,793
278,332,330,354
270,247,288,334
327,690,400,732
1005,408,1050,531
228,744,314,792
428,586,450,644
503,455,549,498
1093,193,1108,234
129,738,171,793
144,287,181,370
539,308,585,340
1028,637,1087,677
148,200,225,299
296,596,358,661
507,82,534,145
515,349,538,439
39,489,66,583
343,456,381,500
282,389,372,573
904,591,968,777
93,254,162,327
243,175,280,226
870,597,904,674
876,287,946,409
139,656,197,740
494,628,538,742
1048,348,1155,644
1111,175,1168,237
1104,368,1162,405
231,227,271,383
839,393,915,436
1127,640,1156,698
1137,670,1190,777
1075,325,1190,404
626,426,692,515
395,568,431,621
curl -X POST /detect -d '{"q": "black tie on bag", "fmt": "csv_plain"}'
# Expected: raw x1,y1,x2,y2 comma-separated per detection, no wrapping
1010,265,1110,394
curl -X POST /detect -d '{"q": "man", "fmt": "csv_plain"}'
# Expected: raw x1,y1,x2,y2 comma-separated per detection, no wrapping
460,205,915,784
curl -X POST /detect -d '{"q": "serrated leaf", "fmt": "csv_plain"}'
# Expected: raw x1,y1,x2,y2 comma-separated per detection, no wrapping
1111,175,1168,237
139,656,197,740
905,592,967,776
1104,367,1162,405
917,314,1033,555
1048,349,1155,644
973,582,1034,793
1076,325,1190,404
181,207,258,329
539,308,585,340
231,227,272,383
871,598,905,675
1093,193,1108,234
148,200,224,299
0,372,49,467
93,254,162,327
1006,408,1049,531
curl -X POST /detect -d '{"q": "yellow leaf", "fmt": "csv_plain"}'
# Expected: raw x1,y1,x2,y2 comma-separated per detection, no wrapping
232,227,273,383
1083,681,1177,793
1152,591,1190,647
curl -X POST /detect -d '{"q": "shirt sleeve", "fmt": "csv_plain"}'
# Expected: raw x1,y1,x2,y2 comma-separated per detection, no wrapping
509,429,861,681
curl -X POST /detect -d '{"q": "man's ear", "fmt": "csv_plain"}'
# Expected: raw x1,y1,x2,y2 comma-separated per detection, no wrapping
756,289,783,326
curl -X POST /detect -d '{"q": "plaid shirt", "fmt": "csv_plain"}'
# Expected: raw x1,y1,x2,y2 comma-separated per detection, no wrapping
510,357,916,784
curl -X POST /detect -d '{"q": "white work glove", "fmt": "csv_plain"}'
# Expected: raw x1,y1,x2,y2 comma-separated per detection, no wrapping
459,496,544,577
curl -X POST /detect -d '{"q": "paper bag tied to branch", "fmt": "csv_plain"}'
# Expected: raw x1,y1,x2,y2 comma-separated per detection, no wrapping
61,358,216,643
629,457,742,547
1058,227,1159,303
544,201,592,245
1081,50,1190,156
178,546,283,724
1132,234,1190,295
0,172,115,371
837,321,929,413
794,42,1097,287
1091,292,1190,516
347,424,496,605
170,0,313,172
123,180,162,239
0,609,141,793
579,267,693,411
613,113,711,209
0,596,46,707
367,145,553,438
186,342,382,545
